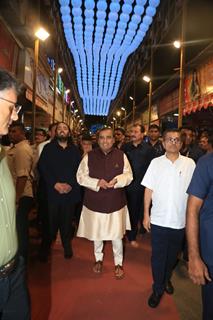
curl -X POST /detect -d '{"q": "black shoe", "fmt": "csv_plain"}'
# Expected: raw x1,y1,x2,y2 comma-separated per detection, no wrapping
165,280,174,295
148,291,162,308
64,246,73,259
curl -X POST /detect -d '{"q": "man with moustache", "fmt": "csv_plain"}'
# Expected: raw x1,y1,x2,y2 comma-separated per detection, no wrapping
38,122,81,259
122,124,154,247
0,69,30,319
77,127,133,279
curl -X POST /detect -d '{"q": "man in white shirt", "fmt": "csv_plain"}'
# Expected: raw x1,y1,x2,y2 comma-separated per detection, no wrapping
141,128,195,308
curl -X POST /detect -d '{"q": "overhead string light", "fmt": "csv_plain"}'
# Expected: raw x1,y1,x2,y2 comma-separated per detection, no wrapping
59,0,160,116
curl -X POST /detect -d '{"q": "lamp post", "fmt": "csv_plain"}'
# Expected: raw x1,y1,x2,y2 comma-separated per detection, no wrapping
32,27,49,142
143,75,152,128
62,88,70,122
113,116,117,128
121,107,127,129
174,0,186,128
53,66,63,123
116,110,121,126
174,39,185,128
129,96,135,123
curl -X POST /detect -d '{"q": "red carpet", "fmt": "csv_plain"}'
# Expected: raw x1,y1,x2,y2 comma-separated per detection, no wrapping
28,234,180,320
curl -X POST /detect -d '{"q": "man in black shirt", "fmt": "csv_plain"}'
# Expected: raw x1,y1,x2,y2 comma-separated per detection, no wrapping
38,122,81,259
180,126,204,163
122,124,154,247
147,124,164,158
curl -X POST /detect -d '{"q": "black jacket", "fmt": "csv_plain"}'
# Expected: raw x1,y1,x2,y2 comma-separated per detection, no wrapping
122,141,155,192
38,140,81,204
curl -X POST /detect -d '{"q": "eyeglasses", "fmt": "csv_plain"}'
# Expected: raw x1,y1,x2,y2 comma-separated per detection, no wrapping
0,96,22,114
164,137,181,144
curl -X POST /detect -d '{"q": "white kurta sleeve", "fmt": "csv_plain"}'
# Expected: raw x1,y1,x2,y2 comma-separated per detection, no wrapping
114,154,133,188
76,154,100,192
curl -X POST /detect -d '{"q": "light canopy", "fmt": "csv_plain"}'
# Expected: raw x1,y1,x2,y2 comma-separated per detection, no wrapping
59,0,160,115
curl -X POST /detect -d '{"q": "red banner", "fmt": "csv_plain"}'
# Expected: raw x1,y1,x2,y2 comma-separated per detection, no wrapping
184,58,213,114
0,21,19,73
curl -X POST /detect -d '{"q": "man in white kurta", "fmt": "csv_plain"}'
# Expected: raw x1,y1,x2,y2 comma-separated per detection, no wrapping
141,128,195,308
77,128,133,279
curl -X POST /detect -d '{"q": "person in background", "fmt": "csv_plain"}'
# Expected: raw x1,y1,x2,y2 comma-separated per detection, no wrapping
180,126,204,163
186,152,213,320
77,127,133,279
0,68,30,319
147,124,164,158
38,122,81,259
7,123,34,261
79,134,93,157
37,122,57,157
142,129,195,308
114,127,126,149
199,134,213,154
122,124,154,248
35,123,57,262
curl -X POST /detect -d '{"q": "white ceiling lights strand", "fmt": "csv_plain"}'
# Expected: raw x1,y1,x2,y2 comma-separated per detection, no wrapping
59,0,160,116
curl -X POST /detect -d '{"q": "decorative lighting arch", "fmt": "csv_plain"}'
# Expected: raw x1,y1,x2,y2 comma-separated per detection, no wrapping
59,0,160,115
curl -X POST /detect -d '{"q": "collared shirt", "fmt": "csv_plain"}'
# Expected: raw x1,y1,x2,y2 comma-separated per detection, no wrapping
7,140,34,197
0,145,18,267
147,139,165,158
142,154,195,229
187,153,213,265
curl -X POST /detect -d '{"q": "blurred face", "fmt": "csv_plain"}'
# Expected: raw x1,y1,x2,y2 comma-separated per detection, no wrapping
56,123,70,141
130,125,144,144
199,137,209,151
162,131,182,155
9,126,25,144
114,130,125,143
181,129,193,146
35,130,46,145
148,128,160,142
49,125,57,140
0,88,18,135
81,140,92,154
98,129,114,153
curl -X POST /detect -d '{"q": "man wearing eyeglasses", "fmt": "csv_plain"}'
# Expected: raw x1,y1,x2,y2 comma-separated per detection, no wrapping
0,69,30,319
141,128,195,308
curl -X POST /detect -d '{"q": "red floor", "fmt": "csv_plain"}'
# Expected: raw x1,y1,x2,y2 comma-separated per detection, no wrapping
28,234,180,320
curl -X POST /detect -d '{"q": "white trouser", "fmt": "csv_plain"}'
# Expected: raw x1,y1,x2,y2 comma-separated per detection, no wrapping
94,239,123,266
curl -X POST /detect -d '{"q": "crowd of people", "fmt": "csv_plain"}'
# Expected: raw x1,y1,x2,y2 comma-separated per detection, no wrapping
0,68,213,319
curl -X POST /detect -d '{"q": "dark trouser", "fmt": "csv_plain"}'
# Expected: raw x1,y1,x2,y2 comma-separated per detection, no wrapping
37,182,51,251
0,256,30,320
151,224,185,295
16,196,34,261
126,189,144,241
202,266,213,320
48,202,76,250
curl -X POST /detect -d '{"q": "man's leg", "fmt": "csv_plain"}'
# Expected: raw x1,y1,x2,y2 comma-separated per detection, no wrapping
126,191,143,245
112,239,123,266
148,225,169,308
59,203,76,258
94,241,104,262
48,202,59,241
202,266,213,320
1,256,30,320
93,241,104,273
112,239,124,279
151,225,169,295
164,228,185,292
16,196,34,261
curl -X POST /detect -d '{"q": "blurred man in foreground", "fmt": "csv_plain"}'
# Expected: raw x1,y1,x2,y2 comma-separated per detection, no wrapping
0,68,30,319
